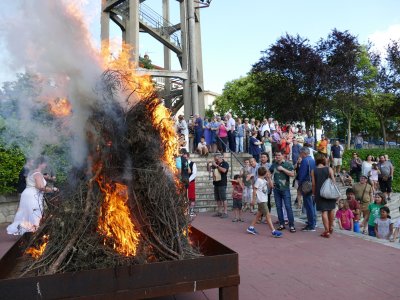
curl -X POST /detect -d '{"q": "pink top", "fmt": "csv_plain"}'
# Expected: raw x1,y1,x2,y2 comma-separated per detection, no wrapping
335,209,354,230
218,124,228,138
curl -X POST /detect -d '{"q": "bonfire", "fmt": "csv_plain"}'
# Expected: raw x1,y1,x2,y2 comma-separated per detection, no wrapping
18,66,199,278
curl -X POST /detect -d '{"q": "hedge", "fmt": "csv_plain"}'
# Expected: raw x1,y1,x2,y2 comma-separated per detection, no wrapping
342,148,400,192
0,146,25,194
0,144,69,195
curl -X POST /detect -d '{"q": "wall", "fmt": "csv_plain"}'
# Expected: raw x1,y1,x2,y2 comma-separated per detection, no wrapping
0,195,19,224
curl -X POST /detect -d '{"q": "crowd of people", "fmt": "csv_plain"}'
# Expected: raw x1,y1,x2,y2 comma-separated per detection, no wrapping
175,114,399,242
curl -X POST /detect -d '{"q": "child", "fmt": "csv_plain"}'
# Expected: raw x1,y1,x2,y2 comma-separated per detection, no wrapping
363,192,387,237
340,169,353,186
346,188,360,232
246,167,282,238
369,163,380,191
374,207,393,240
335,199,354,231
197,136,209,156
240,159,252,212
230,175,244,222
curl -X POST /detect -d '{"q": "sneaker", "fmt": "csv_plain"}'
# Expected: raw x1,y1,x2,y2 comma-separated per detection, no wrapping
189,212,196,217
232,218,239,222
301,226,316,232
247,227,258,235
212,212,222,217
289,226,296,233
272,230,283,238
220,213,229,219
238,218,245,222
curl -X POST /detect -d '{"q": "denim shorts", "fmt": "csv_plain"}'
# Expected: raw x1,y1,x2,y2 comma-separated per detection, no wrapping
232,199,243,209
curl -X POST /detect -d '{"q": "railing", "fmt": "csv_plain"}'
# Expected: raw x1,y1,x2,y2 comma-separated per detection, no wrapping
139,3,181,48
215,135,245,179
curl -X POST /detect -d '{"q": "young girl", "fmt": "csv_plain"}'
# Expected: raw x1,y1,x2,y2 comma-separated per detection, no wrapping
369,163,380,191
363,192,387,237
335,199,354,231
374,207,393,240
197,136,209,156
230,175,244,222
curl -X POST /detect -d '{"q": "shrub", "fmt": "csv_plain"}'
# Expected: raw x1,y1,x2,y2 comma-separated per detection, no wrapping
0,146,25,194
342,148,400,192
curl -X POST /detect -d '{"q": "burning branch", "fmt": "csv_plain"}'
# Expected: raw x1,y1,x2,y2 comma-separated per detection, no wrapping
16,69,199,277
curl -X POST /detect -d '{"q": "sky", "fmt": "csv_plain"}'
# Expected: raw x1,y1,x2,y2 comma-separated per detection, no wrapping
1,0,400,94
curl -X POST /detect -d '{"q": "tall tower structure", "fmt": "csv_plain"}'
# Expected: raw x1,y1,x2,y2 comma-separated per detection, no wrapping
101,0,208,118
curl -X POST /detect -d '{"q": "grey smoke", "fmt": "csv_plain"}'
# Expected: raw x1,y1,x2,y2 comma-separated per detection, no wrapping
0,0,105,166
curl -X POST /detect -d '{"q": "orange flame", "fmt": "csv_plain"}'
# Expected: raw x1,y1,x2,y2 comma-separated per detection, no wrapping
97,180,140,256
150,100,179,172
26,235,49,259
100,40,179,172
101,41,154,102
48,97,72,117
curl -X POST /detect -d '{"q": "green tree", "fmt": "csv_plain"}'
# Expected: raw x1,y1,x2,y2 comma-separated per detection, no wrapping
214,75,264,120
319,30,377,148
252,34,328,130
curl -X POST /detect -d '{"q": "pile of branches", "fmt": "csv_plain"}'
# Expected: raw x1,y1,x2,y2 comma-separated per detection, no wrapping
17,70,199,277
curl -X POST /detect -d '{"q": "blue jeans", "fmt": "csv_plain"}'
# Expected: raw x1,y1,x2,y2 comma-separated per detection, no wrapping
303,193,316,229
235,136,243,152
273,189,294,227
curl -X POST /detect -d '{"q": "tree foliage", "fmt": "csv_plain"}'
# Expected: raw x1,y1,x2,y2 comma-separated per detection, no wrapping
252,34,328,127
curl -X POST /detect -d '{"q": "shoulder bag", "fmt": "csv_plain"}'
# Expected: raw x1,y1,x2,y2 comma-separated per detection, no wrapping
301,161,312,194
320,178,341,200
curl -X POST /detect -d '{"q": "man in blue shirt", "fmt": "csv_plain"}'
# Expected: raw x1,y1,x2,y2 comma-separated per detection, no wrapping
298,147,316,231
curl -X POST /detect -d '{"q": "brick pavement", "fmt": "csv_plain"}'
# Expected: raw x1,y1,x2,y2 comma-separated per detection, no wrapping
1,212,400,300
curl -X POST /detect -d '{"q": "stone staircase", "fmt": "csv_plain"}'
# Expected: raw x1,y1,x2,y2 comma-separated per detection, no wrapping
190,152,252,212
191,153,400,224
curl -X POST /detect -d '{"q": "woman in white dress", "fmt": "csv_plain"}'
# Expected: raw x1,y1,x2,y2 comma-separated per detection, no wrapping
7,156,58,235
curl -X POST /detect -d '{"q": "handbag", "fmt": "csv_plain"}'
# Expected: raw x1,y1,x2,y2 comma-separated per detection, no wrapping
301,161,312,194
320,178,341,200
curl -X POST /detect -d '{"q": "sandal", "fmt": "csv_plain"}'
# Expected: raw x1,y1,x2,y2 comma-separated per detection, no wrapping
320,231,330,238
277,225,286,230
289,227,296,233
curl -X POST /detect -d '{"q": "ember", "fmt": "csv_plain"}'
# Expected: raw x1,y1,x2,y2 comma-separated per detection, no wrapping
25,235,49,259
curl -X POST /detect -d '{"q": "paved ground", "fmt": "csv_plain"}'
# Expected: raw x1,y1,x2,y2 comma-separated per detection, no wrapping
1,212,400,300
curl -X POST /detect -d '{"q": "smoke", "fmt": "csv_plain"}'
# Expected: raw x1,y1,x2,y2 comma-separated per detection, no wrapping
0,0,104,167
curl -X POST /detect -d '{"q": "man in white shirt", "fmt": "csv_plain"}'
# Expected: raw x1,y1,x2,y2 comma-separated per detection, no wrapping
260,119,270,137
226,113,236,152
268,118,275,131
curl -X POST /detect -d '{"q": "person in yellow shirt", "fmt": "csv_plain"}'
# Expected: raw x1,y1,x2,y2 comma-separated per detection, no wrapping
317,135,328,157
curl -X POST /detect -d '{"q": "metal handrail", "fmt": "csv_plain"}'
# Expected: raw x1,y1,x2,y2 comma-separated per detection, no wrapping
139,3,181,48
215,135,245,179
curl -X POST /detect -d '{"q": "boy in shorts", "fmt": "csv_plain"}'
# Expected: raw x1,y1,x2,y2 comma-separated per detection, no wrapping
230,174,244,222
240,158,252,212
246,167,282,237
